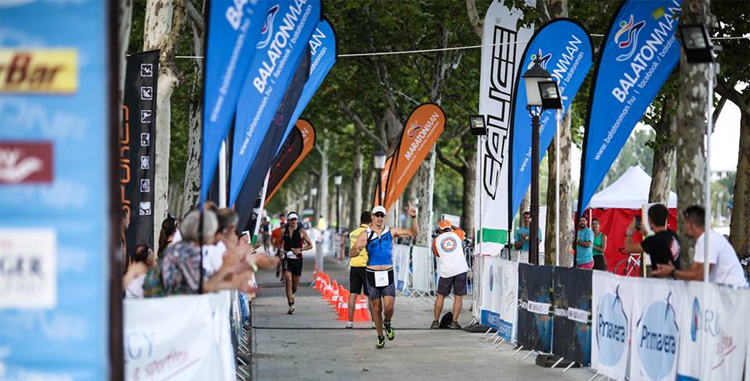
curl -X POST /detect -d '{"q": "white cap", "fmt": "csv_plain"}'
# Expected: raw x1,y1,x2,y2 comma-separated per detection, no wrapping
371,206,386,215
287,212,299,220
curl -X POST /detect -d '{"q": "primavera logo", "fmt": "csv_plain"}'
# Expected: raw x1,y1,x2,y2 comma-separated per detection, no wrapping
407,123,422,138
596,285,628,367
636,293,678,380
614,15,646,62
255,5,280,49
527,49,551,70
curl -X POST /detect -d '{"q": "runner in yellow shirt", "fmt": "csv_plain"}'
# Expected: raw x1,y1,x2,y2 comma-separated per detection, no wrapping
347,211,371,328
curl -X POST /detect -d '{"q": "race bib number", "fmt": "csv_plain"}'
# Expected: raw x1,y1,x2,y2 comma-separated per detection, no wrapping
374,270,389,287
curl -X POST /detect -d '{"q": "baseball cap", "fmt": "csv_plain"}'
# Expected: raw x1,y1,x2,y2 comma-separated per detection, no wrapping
287,212,299,220
371,206,387,215
438,220,452,230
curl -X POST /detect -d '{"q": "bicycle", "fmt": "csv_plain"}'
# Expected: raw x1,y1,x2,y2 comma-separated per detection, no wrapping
613,247,642,277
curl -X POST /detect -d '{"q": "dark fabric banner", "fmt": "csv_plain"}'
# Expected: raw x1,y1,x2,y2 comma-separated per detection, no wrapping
121,50,158,267
552,267,593,365
265,127,304,202
517,264,554,352
236,49,311,232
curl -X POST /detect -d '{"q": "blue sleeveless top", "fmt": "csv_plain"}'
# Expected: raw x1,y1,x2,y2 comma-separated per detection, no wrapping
366,226,393,266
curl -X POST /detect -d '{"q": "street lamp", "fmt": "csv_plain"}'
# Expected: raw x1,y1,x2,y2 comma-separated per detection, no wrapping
469,115,487,136
373,150,387,206
522,57,562,266
334,173,343,233
311,187,318,223
679,23,715,284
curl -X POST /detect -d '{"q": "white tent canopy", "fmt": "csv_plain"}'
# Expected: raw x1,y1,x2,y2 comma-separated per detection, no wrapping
589,166,678,209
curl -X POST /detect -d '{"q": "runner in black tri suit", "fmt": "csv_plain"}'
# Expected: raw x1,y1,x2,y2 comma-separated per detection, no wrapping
282,212,312,314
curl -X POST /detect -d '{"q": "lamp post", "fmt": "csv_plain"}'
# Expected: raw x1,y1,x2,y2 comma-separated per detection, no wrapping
522,58,563,265
334,173,342,233
679,23,715,284
373,150,387,206
310,187,318,223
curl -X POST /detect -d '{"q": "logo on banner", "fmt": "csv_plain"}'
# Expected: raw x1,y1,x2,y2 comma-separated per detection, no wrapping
0,142,53,184
140,63,153,77
404,112,439,161
596,287,628,367
256,5,280,49
527,49,552,70
407,123,422,138
614,15,646,62
636,294,678,380
440,237,457,253
0,49,78,94
689,297,736,366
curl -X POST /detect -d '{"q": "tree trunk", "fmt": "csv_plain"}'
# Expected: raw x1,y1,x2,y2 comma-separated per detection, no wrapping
316,138,329,223
730,106,750,256
462,149,477,241
415,147,436,246
675,0,711,266
118,0,133,104
544,111,574,266
143,0,186,253
182,1,204,212
349,134,363,230
649,99,677,204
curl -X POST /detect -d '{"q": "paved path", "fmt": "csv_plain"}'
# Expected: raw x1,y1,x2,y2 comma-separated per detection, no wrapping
250,257,593,381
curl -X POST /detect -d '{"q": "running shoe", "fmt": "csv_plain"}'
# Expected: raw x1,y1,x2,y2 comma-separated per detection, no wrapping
287,306,295,315
376,336,385,349
430,320,440,329
384,323,395,340
449,321,462,330
346,322,354,329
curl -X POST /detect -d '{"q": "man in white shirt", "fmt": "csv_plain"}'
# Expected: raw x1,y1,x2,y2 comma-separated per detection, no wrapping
653,205,747,287
430,220,468,329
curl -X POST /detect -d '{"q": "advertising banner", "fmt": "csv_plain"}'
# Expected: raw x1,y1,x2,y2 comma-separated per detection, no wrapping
676,282,748,381
124,293,234,381
510,19,593,217
265,119,316,204
374,155,393,207
516,264,553,352
201,0,269,202
0,1,112,379
382,104,445,210
393,244,411,291
592,271,635,381
276,18,336,156
552,267,593,365
630,278,683,381
229,0,321,206
480,256,502,327
480,257,520,342
577,0,682,212
475,0,535,255
235,48,311,232
121,50,159,266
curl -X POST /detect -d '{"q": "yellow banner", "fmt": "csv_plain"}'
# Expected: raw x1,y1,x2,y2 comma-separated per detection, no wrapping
0,49,78,94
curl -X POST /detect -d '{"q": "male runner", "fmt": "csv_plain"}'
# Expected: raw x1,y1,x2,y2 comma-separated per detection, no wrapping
350,203,418,349
272,217,286,280
282,212,313,314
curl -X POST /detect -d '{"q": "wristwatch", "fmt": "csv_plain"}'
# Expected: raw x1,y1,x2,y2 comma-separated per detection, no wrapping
669,269,676,279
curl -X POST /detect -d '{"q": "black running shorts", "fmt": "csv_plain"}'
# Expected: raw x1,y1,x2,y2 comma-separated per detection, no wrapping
283,258,303,276
349,266,368,296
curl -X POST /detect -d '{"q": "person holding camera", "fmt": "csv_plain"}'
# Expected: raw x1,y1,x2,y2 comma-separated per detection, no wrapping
623,203,681,272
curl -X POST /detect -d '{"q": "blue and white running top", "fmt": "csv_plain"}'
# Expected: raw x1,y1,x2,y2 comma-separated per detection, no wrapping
365,226,393,266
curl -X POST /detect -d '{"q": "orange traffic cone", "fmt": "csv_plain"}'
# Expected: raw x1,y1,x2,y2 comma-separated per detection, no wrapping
314,271,324,291
337,295,350,320
329,281,340,306
353,295,371,322
322,279,333,301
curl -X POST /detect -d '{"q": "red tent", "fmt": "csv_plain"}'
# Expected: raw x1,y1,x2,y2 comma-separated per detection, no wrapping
583,167,678,275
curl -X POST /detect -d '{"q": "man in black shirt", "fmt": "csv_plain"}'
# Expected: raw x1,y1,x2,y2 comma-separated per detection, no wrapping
623,203,681,271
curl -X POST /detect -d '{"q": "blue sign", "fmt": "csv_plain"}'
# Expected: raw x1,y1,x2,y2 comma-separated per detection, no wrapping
510,19,593,217
636,298,679,380
578,0,682,212
596,291,629,367
275,18,337,156
0,1,111,379
229,0,321,205
200,0,269,202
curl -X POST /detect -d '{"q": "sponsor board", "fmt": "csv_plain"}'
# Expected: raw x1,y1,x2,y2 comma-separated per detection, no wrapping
592,271,635,381
0,49,78,93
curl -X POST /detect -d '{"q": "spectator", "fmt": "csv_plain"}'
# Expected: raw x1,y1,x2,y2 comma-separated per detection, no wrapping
123,244,154,299
623,203,681,271
143,209,257,297
576,216,595,269
259,217,272,253
272,217,286,279
591,218,608,271
652,205,747,287
431,220,468,330
157,214,178,260
513,211,541,252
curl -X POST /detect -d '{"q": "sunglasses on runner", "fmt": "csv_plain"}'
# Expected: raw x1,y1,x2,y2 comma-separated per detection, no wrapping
373,212,385,218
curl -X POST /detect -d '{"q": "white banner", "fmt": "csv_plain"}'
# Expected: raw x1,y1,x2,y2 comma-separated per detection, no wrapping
676,282,748,381
630,278,683,381
411,245,432,293
592,271,636,381
474,0,535,255
124,293,234,381
480,257,518,342
393,244,411,290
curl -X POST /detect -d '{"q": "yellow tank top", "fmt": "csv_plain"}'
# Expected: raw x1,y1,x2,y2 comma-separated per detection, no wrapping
349,225,369,267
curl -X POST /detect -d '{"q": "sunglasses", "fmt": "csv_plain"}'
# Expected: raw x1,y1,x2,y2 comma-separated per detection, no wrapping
373,213,385,218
